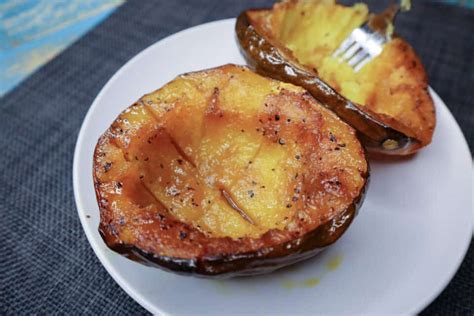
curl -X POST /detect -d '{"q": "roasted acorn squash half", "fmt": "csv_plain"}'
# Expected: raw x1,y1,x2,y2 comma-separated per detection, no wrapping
94,65,369,277
236,0,435,155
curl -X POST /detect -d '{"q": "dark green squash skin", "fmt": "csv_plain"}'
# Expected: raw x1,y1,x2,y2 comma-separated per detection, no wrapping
235,10,418,155
99,170,369,278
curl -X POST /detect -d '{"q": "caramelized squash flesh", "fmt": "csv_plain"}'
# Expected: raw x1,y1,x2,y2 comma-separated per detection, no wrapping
237,0,436,154
94,65,368,276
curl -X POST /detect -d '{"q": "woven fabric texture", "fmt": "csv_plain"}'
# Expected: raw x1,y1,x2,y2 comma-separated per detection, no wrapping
1,0,472,314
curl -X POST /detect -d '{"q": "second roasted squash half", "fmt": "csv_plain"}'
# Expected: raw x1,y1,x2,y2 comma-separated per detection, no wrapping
94,65,369,277
236,0,435,155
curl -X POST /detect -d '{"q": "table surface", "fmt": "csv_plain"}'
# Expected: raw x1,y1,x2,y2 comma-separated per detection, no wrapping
1,0,473,314
0,0,472,97
0,0,123,96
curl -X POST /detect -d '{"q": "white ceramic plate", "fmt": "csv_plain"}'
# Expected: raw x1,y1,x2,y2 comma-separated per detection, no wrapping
73,19,473,315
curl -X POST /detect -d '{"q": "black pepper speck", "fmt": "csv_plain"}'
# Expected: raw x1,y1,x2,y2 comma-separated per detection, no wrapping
104,162,112,172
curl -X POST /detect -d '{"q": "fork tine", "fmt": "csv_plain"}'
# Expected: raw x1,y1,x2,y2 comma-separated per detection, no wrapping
354,54,371,72
341,42,362,62
332,36,356,57
347,49,368,67
333,22,388,71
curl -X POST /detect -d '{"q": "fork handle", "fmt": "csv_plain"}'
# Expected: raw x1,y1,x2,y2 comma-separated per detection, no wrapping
367,3,401,35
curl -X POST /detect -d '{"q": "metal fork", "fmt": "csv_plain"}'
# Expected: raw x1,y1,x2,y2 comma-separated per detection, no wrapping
332,23,387,72
332,5,400,72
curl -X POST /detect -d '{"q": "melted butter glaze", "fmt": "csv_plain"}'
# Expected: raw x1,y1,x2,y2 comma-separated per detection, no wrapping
94,65,369,277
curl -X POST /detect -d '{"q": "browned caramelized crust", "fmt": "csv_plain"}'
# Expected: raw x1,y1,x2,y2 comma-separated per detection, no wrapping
94,64,368,277
236,0,435,155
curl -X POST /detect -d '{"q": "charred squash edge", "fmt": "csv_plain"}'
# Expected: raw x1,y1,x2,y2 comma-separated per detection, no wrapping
96,174,368,278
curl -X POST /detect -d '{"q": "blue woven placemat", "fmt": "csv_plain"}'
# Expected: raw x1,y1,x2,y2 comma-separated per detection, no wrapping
1,0,472,314
0,0,124,96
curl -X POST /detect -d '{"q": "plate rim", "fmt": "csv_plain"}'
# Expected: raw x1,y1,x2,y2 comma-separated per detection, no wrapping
73,18,472,315
73,19,238,315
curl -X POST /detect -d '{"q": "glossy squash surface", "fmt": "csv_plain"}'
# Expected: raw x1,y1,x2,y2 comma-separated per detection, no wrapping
236,0,435,155
94,64,369,277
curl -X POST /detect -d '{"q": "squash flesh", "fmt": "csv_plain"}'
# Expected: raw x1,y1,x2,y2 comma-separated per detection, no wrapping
269,0,435,145
94,65,368,263
96,67,315,239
